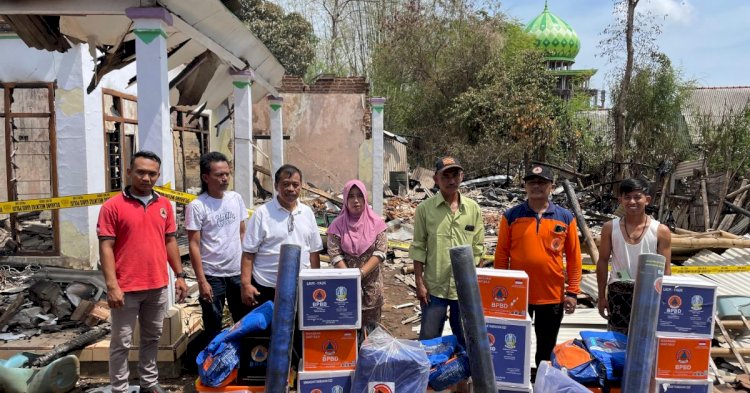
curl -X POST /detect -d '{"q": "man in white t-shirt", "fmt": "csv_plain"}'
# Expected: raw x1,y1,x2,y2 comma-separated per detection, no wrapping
240,164,322,306
186,152,249,341
596,178,671,334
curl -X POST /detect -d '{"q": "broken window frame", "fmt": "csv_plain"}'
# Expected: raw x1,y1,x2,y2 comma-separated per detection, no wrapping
1,82,60,256
171,108,210,192
101,89,137,192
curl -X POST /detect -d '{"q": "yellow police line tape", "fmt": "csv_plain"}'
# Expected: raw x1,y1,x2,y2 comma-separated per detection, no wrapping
3,189,750,275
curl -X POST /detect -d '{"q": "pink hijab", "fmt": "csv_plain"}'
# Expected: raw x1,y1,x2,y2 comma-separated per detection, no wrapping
327,180,388,257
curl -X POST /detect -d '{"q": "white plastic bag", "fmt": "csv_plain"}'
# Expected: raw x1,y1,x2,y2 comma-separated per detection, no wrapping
534,361,590,393
352,327,430,392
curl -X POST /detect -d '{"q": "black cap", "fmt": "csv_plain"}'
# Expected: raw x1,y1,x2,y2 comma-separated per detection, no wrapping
523,165,554,182
435,156,464,173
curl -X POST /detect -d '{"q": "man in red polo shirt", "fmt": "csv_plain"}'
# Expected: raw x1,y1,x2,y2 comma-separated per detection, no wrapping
98,151,188,393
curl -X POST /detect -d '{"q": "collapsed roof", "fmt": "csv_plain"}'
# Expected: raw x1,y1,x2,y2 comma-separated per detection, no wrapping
0,0,285,108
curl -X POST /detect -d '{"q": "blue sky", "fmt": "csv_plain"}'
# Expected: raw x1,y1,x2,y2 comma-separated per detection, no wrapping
497,0,750,92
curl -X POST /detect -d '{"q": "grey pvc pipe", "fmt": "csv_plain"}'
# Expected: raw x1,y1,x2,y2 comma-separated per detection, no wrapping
264,244,302,393
622,253,666,393
450,245,497,392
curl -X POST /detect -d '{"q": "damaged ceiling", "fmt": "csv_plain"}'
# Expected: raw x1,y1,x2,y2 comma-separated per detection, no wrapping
0,0,284,109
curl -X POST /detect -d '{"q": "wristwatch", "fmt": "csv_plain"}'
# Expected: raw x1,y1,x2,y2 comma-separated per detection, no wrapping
175,271,188,279
565,291,578,298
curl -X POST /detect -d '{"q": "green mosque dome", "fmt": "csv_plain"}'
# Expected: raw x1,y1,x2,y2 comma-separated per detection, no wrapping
524,2,581,62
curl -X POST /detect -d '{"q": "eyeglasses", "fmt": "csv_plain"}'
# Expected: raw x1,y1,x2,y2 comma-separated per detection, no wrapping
287,212,295,233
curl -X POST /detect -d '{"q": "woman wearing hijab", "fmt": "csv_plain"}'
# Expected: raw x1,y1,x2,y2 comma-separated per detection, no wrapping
327,179,388,332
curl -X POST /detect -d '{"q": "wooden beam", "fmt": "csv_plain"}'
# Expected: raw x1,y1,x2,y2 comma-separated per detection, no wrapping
562,179,599,263
253,164,343,205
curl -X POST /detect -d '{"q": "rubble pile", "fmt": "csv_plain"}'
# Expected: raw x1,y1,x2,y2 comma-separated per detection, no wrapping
0,211,55,253
0,266,109,341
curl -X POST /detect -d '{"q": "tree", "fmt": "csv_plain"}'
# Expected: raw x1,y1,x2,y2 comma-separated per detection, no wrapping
600,0,661,180
235,0,317,77
370,2,509,172
622,53,693,165
451,24,561,167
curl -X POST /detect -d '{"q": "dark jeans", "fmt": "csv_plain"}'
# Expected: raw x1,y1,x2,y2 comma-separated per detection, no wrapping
529,302,564,367
249,277,302,368
199,275,250,341
419,295,465,348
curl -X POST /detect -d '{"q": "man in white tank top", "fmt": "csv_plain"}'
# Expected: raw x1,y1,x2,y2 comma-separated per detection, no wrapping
596,178,671,333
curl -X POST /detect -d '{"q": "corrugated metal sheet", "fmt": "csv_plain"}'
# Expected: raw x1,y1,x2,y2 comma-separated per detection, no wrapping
671,159,703,180
383,134,408,191
684,86,750,142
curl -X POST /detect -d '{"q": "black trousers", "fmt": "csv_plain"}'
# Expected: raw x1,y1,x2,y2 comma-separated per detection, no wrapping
248,277,302,368
528,302,564,367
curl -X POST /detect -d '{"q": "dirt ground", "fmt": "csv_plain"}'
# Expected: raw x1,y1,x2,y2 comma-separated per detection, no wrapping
74,265,418,392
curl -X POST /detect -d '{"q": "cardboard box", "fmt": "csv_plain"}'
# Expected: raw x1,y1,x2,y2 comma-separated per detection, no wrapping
302,329,358,371
656,337,711,380
497,382,533,392
658,276,717,337
655,378,712,393
486,316,532,387
299,268,361,330
237,336,271,386
133,306,183,346
477,268,529,319
298,367,354,393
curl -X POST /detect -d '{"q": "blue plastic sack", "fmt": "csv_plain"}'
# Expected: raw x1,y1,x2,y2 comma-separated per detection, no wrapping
428,351,471,391
579,330,628,382
197,341,239,387
352,327,430,393
551,339,599,385
420,335,460,366
197,301,274,387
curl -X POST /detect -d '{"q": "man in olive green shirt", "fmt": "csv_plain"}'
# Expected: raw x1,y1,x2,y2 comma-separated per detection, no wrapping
410,156,485,346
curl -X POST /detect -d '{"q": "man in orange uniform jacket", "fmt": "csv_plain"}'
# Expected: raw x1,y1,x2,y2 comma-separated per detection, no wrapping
494,165,582,367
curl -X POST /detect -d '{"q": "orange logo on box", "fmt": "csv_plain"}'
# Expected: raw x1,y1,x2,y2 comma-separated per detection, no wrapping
668,295,682,309
312,288,327,302
677,349,691,363
493,286,508,302
487,333,496,346
303,330,357,371
478,271,528,319
311,390,322,393
656,337,710,380
323,339,338,356
251,345,268,362
373,384,393,393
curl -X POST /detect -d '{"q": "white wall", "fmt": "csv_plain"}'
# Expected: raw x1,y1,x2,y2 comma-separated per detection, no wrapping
0,37,137,268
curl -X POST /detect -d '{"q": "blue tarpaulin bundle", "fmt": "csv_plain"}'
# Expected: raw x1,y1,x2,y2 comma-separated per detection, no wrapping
197,301,274,387
352,327,430,393
551,339,599,385
579,330,628,383
428,351,471,391
420,335,461,366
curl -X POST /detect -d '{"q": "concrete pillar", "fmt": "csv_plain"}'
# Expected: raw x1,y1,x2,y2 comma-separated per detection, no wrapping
55,44,106,269
126,7,175,188
230,69,254,207
370,97,385,216
268,96,284,180
126,7,176,307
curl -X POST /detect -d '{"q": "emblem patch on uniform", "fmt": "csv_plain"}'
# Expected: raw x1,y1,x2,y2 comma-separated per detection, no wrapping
160,207,167,219
532,166,543,174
